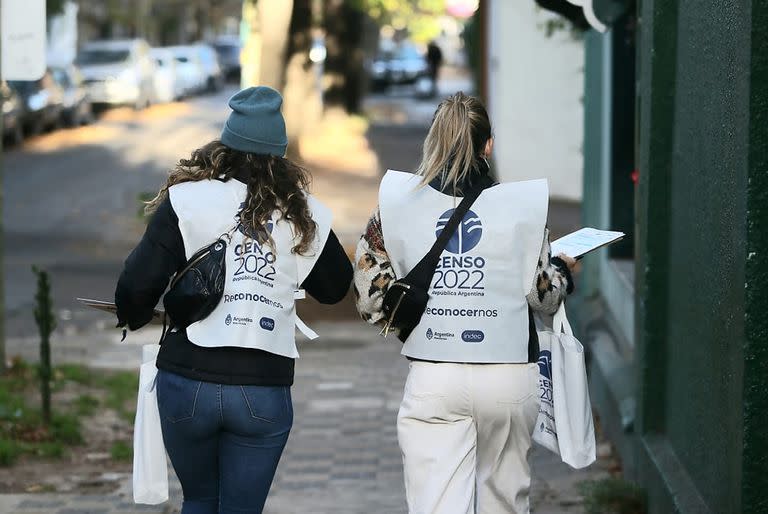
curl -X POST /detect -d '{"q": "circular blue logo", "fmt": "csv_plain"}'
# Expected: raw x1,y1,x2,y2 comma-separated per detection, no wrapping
435,209,483,254
537,350,552,380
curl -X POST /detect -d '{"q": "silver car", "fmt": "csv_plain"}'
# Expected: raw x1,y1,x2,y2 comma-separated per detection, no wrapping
76,39,156,109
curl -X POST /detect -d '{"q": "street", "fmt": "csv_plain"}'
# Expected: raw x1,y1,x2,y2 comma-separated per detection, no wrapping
1,79,607,514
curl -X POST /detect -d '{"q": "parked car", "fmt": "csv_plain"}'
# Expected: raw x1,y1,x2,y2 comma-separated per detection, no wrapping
76,39,156,109
150,48,183,103
367,42,429,91
8,70,66,135
195,43,224,92
211,36,241,81
51,66,94,126
1,81,25,145
166,45,207,96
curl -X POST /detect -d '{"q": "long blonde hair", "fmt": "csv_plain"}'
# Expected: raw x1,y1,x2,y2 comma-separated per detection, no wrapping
416,92,492,194
146,140,317,255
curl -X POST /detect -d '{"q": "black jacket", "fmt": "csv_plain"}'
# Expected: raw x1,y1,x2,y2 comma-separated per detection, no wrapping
115,180,352,385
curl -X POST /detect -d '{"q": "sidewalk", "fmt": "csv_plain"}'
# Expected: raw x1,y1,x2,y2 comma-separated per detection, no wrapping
1,323,611,514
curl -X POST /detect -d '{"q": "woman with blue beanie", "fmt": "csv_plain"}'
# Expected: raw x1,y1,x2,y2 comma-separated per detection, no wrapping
115,86,352,513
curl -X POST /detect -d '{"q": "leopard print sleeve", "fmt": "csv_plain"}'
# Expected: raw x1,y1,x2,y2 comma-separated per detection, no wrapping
354,208,397,325
526,228,575,315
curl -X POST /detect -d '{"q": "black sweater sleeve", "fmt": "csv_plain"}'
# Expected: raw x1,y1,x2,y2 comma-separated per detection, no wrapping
301,230,352,304
116,195,351,329
115,197,186,330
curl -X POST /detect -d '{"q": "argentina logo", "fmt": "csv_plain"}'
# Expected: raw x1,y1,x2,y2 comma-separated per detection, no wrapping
225,314,232,326
435,208,482,254
426,328,434,340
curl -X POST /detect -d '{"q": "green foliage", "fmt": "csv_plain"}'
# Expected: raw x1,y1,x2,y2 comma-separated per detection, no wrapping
0,361,149,468
35,441,65,459
579,478,648,514
461,8,481,97
50,413,83,445
110,440,132,461
356,0,447,43
104,371,139,422
47,0,66,17
55,364,93,386
74,394,99,417
0,439,22,466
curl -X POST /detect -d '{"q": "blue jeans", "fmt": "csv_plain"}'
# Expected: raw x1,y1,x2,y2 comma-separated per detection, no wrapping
156,370,293,514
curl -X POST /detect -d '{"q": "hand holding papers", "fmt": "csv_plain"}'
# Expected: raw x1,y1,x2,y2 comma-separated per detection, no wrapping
76,298,165,326
550,228,625,260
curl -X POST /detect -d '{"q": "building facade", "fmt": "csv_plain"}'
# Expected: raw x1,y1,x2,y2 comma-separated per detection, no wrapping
579,1,768,512
484,0,768,511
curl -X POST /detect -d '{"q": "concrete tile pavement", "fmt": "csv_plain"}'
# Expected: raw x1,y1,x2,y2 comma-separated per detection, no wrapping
1,323,609,514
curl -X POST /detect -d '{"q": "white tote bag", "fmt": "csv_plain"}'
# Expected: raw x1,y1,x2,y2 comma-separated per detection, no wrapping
532,304,596,469
532,327,558,454
133,344,169,504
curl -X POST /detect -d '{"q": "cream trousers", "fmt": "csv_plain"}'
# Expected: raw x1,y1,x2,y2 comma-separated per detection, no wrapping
397,361,541,514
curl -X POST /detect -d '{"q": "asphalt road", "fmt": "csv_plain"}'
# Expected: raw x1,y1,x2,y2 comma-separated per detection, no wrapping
4,90,234,339
2,72,578,346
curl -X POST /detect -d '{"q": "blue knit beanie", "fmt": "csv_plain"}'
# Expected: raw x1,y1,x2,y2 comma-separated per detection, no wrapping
221,86,288,156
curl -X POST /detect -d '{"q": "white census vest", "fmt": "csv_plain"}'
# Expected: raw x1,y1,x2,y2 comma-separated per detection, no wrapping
379,170,548,363
169,179,332,358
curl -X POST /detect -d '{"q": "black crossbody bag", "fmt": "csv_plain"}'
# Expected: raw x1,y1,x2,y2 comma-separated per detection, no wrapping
380,175,492,342
159,225,238,342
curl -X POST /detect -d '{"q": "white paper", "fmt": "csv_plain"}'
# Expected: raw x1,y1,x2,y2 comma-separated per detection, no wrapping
550,228,625,259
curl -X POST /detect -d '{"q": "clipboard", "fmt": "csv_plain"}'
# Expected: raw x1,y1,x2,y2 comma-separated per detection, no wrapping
76,298,165,326
550,228,626,259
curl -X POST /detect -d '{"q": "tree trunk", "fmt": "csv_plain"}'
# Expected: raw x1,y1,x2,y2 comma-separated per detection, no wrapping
282,0,322,151
259,0,294,89
323,0,364,113
240,0,293,90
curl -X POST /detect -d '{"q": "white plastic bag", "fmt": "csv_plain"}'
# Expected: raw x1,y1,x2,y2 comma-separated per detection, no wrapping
532,304,596,469
133,344,169,504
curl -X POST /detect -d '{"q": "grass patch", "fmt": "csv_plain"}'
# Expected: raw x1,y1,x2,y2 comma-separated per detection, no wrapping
0,438,23,466
0,359,139,468
50,413,83,445
55,364,93,386
580,478,647,514
110,440,132,461
74,394,100,416
34,441,65,459
103,371,139,423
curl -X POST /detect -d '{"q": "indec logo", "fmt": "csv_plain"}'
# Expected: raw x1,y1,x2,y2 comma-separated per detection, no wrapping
225,314,232,326
260,317,275,331
461,330,485,343
435,209,482,254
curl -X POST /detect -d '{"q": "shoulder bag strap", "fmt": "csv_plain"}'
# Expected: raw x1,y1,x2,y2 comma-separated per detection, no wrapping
405,174,493,287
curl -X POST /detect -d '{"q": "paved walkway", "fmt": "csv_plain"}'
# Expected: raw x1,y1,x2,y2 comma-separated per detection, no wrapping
1,323,611,514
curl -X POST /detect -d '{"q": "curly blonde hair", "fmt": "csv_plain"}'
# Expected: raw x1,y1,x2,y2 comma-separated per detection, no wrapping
146,140,317,255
